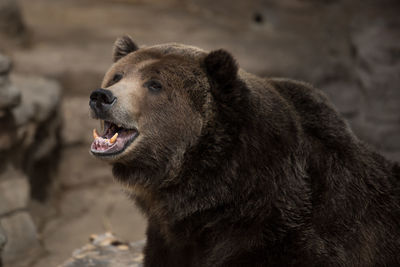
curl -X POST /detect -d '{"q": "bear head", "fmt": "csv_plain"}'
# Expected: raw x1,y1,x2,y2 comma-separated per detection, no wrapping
89,36,247,188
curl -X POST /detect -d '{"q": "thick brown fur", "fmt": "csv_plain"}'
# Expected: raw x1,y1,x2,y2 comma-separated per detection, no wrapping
94,37,400,266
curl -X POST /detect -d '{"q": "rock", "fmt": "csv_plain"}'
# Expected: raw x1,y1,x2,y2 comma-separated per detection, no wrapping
0,165,28,215
0,54,21,111
0,165,41,267
353,23,400,124
60,233,144,267
9,74,62,201
0,77,20,111
0,54,20,152
0,54,11,75
349,2,400,162
0,111,18,153
0,54,62,266
0,223,6,267
0,0,26,38
1,212,42,266
11,74,61,126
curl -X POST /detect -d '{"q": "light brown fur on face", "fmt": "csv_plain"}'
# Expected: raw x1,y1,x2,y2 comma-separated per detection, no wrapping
101,58,160,128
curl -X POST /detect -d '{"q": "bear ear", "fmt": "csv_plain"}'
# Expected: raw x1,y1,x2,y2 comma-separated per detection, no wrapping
204,49,238,88
113,35,139,62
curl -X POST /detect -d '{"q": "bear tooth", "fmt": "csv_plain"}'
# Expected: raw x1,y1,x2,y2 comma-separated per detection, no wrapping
110,133,118,144
93,129,99,139
117,124,122,128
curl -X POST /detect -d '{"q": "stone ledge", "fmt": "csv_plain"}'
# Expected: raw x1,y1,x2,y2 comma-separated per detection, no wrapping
1,212,41,266
60,233,144,267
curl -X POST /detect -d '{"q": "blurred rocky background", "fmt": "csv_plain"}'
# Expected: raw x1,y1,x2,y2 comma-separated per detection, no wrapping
0,0,399,266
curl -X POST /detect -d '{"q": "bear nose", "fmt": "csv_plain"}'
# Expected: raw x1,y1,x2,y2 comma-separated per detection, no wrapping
89,88,117,115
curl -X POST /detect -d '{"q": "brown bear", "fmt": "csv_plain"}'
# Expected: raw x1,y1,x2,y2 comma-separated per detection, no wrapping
89,36,400,266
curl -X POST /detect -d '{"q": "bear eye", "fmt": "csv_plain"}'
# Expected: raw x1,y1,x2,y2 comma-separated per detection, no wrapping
110,73,123,85
144,80,163,93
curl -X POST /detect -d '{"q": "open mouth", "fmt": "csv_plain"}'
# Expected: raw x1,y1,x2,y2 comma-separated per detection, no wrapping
90,120,139,156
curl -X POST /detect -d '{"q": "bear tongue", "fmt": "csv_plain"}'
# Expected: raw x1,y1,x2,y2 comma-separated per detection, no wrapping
93,129,118,142
91,128,138,155
91,129,122,153
92,137,117,151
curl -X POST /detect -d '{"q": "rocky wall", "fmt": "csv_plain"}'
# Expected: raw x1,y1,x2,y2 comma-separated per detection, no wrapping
189,0,400,161
0,53,62,267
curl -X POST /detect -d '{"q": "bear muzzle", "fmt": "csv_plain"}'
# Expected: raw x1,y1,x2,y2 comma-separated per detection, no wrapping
89,88,140,158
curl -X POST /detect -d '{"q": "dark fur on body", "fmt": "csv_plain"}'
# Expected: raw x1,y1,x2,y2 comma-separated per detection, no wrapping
106,37,400,266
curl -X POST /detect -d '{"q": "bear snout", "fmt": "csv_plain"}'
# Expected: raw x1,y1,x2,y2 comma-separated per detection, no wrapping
89,88,117,117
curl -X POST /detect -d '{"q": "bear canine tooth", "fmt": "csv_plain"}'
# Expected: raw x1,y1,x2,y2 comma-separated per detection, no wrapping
93,128,99,139
110,133,118,144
